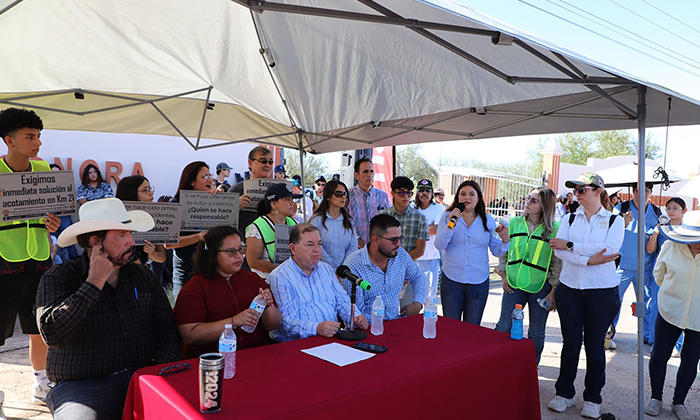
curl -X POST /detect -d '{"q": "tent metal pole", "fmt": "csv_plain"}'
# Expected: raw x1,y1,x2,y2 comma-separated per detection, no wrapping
636,85,647,420
298,131,307,221
195,87,213,149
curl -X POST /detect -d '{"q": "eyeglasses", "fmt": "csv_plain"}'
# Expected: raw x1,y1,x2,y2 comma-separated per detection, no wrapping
139,186,155,194
573,185,597,195
417,189,432,194
393,190,414,198
253,158,274,165
332,191,348,198
218,245,247,257
158,362,191,376
200,173,213,179
434,193,445,197
525,196,539,204
377,235,404,245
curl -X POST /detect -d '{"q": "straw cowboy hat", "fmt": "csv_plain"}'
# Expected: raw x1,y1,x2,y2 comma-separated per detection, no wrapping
58,198,154,247
659,210,700,245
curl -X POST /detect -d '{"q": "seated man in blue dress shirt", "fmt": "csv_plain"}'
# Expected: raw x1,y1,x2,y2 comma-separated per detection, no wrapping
269,224,368,342
343,214,427,321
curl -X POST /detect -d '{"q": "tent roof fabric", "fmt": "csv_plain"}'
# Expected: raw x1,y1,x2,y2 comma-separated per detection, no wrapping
1,0,699,153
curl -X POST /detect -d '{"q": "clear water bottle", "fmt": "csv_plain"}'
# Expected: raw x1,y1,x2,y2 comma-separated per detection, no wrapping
536,297,550,310
241,294,267,333
371,295,385,336
218,324,237,379
511,304,524,340
423,299,437,339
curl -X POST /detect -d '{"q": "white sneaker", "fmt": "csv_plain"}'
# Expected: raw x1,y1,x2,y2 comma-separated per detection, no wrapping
548,395,575,413
32,376,52,403
672,347,681,358
672,404,694,420
644,398,662,416
0,390,7,420
581,401,601,418
606,339,617,350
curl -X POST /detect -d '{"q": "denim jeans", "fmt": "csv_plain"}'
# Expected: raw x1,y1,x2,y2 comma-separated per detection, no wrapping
649,315,700,405
440,274,489,325
495,282,552,364
47,369,134,420
555,283,620,404
614,268,658,344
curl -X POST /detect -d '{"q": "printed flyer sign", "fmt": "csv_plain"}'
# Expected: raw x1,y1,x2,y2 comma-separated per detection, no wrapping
122,201,183,245
274,224,293,264
243,179,293,212
0,170,76,222
180,191,239,231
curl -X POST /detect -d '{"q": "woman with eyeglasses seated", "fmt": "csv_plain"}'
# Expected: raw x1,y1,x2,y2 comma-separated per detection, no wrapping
546,173,624,418
175,226,281,358
246,183,300,280
168,161,214,300
309,180,358,269
76,163,114,205
434,180,510,326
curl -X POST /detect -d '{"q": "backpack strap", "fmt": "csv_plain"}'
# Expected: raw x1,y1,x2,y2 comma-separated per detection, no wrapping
568,213,576,226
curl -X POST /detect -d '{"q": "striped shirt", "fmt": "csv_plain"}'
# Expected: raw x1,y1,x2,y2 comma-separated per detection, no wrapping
380,205,429,253
348,186,391,244
269,258,360,342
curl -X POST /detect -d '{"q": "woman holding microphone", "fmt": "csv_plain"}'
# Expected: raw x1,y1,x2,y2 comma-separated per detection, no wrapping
547,173,624,419
434,180,509,325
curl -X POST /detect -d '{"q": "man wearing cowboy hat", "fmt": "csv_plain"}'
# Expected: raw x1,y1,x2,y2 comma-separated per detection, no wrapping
35,198,181,420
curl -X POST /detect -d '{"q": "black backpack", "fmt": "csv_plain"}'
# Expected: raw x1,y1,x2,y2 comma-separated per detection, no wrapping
618,200,662,218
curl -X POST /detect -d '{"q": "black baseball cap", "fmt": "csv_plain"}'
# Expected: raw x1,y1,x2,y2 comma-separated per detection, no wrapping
265,183,302,201
417,179,433,190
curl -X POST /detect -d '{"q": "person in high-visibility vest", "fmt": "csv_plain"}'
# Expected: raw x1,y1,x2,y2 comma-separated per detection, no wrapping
494,186,561,365
0,108,61,403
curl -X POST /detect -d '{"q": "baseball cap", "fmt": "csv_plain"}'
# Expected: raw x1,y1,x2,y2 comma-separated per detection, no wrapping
216,162,232,171
265,183,302,201
564,172,605,189
314,176,327,184
274,165,286,173
417,179,433,190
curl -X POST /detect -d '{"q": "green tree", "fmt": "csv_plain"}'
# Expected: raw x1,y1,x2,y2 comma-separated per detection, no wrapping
396,145,438,184
282,149,330,187
559,130,661,164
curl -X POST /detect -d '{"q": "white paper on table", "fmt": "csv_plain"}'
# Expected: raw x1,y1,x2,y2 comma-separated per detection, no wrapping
301,342,376,367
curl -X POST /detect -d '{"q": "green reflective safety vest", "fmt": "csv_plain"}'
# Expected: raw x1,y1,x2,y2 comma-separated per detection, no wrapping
251,215,296,262
505,217,559,293
0,159,52,262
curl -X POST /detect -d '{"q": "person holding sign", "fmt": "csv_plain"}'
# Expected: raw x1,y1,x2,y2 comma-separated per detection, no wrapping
174,226,281,358
168,161,211,299
231,146,275,234
116,175,167,265
0,107,61,403
76,164,114,205
245,183,300,280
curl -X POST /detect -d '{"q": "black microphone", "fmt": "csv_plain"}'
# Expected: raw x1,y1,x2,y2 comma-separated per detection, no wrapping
447,202,466,230
336,265,371,291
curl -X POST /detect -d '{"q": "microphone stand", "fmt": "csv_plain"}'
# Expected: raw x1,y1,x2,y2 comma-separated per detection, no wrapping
336,285,367,341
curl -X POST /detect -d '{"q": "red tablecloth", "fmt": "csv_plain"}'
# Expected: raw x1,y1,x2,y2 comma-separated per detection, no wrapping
123,315,540,420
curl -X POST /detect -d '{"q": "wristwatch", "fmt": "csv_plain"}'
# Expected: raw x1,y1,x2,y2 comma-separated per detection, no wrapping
566,241,574,250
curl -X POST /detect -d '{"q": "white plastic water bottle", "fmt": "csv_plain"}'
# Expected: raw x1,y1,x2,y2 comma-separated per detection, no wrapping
511,304,524,340
370,295,385,336
241,294,267,333
536,298,550,310
218,324,237,379
423,297,437,339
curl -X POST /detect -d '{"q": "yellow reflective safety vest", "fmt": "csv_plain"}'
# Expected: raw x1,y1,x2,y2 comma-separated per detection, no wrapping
250,215,296,262
505,216,559,293
0,159,52,262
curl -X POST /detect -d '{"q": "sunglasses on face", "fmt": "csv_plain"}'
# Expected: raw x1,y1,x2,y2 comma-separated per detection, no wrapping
377,235,404,245
394,190,414,198
434,193,445,197
573,185,597,195
218,245,247,257
417,189,432,194
332,191,347,198
253,158,274,165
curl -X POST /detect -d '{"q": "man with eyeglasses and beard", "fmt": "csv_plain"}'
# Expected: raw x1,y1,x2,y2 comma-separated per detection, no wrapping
342,214,426,323
35,198,181,420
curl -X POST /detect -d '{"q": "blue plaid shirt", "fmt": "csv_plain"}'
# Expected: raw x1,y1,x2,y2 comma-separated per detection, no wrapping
342,246,426,321
269,258,360,342
348,186,390,244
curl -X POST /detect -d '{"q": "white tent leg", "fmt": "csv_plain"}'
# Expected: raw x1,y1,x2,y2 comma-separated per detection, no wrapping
636,85,647,420
298,131,307,221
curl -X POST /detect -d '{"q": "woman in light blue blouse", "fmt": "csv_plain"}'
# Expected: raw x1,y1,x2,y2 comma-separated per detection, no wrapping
309,180,358,269
434,180,509,325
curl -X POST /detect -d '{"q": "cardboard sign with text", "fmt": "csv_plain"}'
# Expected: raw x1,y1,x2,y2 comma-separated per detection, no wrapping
122,201,183,245
243,179,293,212
0,170,76,222
180,191,239,231
274,224,293,264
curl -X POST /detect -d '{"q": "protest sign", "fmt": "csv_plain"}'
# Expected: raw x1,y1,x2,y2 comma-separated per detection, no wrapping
274,224,293,264
243,179,293,212
122,201,183,245
180,191,239,231
0,170,76,222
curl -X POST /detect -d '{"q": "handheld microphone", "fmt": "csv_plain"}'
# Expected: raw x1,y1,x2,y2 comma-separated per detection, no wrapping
336,265,371,291
447,203,466,230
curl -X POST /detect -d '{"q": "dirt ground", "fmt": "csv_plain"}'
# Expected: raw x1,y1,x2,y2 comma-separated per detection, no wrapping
1,282,698,420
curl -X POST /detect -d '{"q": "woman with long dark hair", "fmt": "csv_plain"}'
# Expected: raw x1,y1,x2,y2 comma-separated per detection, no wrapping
547,172,624,418
168,161,212,299
76,164,113,205
245,183,300,280
174,226,281,358
309,180,358,269
434,180,509,325
494,186,561,364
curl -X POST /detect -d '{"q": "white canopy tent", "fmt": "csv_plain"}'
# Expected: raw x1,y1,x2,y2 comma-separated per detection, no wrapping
3,1,700,417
